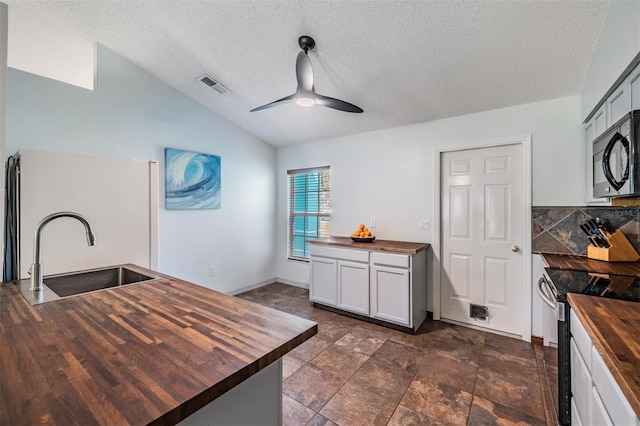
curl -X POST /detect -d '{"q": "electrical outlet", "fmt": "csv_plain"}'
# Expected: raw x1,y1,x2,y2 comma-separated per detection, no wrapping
419,219,431,230
369,217,376,228
209,265,217,276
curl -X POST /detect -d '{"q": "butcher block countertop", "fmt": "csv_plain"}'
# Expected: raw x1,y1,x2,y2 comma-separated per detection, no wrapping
0,265,317,425
541,253,640,276
307,236,429,254
567,294,640,418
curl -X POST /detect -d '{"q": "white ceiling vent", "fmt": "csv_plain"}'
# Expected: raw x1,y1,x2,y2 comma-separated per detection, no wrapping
198,74,230,95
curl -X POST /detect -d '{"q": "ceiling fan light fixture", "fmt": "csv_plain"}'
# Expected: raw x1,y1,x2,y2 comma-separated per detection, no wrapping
296,96,315,107
250,35,363,113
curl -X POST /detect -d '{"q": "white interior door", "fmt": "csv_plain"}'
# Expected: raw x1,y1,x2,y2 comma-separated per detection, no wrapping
440,143,524,335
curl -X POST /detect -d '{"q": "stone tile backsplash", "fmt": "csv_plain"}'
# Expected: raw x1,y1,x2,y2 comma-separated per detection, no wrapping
532,206,640,255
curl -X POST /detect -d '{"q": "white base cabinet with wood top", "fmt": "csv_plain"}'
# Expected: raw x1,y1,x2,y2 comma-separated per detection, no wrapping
570,309,640,426
309,240,428,332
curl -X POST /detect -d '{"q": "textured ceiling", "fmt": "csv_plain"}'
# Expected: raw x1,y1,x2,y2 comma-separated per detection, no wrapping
6,1,611,147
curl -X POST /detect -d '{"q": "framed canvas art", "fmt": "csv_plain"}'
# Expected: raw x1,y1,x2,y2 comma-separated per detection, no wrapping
165,148,221,210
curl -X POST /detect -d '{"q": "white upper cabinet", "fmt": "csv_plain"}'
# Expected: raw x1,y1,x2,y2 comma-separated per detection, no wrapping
583,59,640,204
606,86,630,126
629,67,640,110
594,105,607,138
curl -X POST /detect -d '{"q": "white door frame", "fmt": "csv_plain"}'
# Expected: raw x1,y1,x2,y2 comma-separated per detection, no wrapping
433,135,532,341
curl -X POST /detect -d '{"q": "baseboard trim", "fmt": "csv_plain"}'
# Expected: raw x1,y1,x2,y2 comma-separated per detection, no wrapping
275,278,309,289
227,278,277,296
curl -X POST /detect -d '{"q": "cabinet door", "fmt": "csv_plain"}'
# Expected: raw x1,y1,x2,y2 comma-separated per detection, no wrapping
370,265,410,326
592,346,639,426
571,398,584,426
607,86,630,126
337,261,369,315
570,338,592,426
310,257,337,306
591,387,614,426
630,68,640,110
594,106,607,138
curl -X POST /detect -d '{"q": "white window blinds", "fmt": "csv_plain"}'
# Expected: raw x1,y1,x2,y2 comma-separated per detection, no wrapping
287,167,331,260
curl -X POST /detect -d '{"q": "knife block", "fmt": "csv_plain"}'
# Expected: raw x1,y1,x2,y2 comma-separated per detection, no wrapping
587,229,640,262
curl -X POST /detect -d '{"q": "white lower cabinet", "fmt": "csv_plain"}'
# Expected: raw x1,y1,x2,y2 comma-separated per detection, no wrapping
591,386,614,426
571,398,583,426
570,338,592,426
310,257,337,306
570,309,640,426
337,260,369,315
370,265,410,326
591,345,640,426
310,243,427,331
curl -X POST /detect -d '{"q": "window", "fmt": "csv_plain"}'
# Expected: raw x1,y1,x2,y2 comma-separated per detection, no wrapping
287,167,331,260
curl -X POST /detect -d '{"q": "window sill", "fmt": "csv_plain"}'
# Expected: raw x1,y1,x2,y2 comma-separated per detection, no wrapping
288,257,310,263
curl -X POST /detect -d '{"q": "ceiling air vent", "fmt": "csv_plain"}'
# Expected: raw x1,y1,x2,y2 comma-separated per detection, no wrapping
198,74,230,95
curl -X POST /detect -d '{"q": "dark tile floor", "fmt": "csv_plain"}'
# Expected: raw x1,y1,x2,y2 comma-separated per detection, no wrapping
236,283,557,426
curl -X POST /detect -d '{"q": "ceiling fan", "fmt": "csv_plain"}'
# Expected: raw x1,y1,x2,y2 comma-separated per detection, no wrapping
250,36,363,113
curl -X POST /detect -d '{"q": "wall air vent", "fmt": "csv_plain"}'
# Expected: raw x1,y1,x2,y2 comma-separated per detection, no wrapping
198,74,230,95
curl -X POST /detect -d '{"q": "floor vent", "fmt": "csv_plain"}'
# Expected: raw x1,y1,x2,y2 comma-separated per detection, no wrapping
198,74,230,95
470,304,489,321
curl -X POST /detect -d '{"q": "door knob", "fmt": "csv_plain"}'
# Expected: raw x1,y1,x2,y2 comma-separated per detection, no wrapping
512,245,520,252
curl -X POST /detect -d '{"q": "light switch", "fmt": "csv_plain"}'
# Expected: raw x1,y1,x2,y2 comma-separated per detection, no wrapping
369,217,376,228
419,220,431,230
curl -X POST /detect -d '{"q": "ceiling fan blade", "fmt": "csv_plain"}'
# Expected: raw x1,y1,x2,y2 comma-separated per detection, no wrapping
250,93,296,112
296,51,314,92
315,93,363,113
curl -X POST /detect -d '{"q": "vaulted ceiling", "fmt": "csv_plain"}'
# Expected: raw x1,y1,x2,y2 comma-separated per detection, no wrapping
6,1,611,147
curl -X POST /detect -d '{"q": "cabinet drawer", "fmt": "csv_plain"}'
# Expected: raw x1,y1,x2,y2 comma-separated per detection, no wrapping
309,245,369,262
591,346,639,426
370,252,409,268
570,310,592,372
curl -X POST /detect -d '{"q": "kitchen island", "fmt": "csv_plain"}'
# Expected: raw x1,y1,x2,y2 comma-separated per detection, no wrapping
0,265,317,425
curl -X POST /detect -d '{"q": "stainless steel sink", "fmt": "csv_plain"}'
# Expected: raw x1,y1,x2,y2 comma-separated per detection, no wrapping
15,265,160,305
45,266,154,297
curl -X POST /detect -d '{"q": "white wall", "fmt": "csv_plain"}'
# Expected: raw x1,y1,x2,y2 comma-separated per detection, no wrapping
581,0,640,120
6,45,277,294
277,96,582,338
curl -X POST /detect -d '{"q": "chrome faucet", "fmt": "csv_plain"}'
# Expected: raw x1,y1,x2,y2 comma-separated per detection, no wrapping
30,212,96,291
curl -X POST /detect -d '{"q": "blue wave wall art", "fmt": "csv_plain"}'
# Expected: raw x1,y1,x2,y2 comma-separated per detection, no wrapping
165,148,221,210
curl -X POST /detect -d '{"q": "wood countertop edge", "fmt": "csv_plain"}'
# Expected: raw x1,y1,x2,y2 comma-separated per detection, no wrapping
151,325,318,425
567,294,640,418
307,237,430,254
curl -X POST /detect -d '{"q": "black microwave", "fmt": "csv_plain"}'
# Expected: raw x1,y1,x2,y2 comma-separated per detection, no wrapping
593,110,640,198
